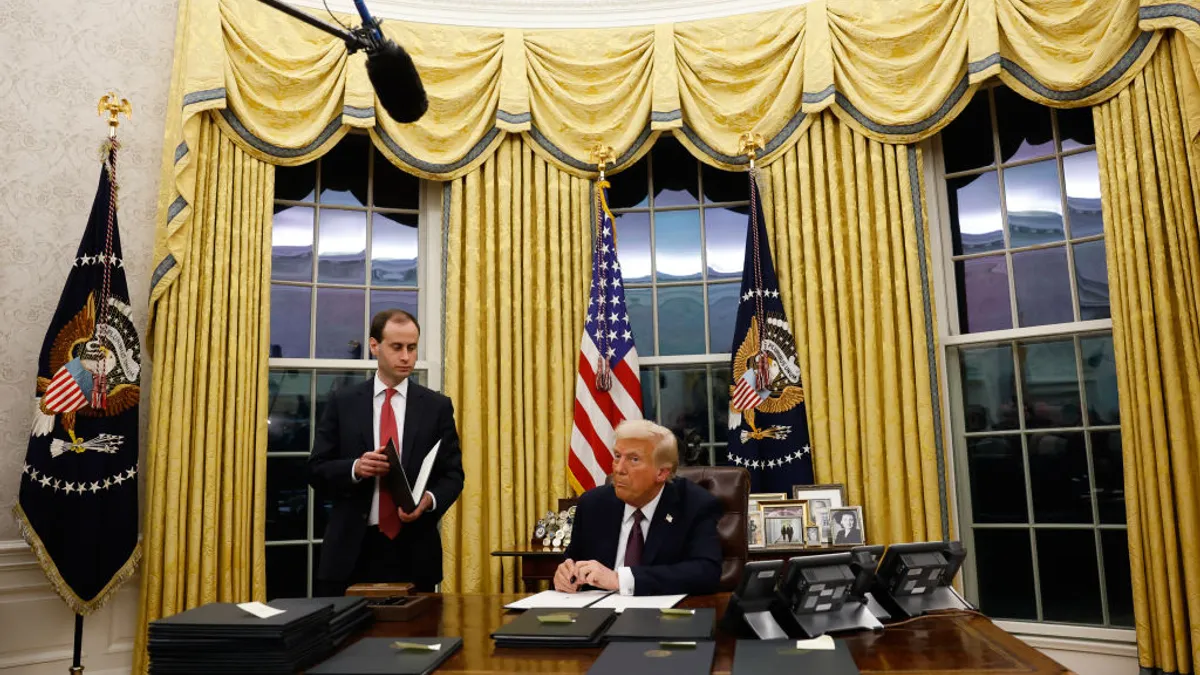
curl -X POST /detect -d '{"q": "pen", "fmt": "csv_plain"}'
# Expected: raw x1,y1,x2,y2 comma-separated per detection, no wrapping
659,641,697,649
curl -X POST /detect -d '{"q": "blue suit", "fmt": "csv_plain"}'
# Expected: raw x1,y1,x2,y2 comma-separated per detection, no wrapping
564,477,722,596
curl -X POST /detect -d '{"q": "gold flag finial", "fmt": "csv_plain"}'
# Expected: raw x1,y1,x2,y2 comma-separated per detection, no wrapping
591,144,616,181
97,93,132,139
739,132,765,170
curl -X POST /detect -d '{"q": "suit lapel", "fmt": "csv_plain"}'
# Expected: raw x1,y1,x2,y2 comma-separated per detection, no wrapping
400,382,424,479
642,481,679,566
599,489,624,569
355,379,376,457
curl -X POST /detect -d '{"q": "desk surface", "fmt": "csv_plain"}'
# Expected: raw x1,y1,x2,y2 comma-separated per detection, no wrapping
358,593,1071,675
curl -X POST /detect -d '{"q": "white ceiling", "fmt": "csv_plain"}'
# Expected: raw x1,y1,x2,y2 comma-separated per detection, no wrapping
286,0,810,28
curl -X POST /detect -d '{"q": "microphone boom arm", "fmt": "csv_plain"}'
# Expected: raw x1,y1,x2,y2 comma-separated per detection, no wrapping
253,0,376,53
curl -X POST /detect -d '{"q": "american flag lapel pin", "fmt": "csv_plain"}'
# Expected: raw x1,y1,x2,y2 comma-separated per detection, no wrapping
666,514,674,523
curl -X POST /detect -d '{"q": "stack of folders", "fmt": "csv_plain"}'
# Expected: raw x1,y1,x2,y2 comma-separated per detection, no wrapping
307,637,463,675
147,602,334,674
270,596,374,646
491,608,618,648
587,640,716,675
731,637,861,674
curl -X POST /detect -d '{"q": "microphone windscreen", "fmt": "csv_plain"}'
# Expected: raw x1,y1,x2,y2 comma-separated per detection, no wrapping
366,39,429,124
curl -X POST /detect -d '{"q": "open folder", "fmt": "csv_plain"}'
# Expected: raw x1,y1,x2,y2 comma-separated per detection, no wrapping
383,438,441,513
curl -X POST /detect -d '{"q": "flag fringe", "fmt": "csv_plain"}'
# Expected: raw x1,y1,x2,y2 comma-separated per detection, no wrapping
11,502,142,616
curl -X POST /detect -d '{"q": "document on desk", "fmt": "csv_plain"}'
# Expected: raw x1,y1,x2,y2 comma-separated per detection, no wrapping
589,593,687,613
504,589,613,610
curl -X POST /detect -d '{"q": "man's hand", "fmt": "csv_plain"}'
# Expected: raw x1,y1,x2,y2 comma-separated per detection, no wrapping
574,560,619,591
554,559,580,593
354,448,391,479
398,492,433,523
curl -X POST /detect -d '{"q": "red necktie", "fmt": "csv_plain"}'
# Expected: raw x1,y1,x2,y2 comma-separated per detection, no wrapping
623,510,645,567
377,387,401,539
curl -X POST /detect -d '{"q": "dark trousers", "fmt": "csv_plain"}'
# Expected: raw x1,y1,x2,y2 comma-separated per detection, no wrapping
315,526,437,597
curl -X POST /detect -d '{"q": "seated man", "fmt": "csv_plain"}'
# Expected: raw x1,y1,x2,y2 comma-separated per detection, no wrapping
554,419,722,596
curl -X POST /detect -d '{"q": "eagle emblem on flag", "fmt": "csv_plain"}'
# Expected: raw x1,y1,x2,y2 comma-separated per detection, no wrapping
729,311,805,442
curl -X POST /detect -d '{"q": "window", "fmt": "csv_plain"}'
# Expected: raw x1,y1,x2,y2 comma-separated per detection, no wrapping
265,133,438,599
933,86,1132,629
610,137,750,466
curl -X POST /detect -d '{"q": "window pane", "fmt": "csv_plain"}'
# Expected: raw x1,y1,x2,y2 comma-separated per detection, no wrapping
315,287,366,359
657,285,706,355
371,212,419,286
373,152,420,210
1101,529,1134,627
316,370,372,424
701,163,749,204
1092,431,1125,524
276,162,316,202
318,209,367,284
1074,239,1110,320
639,367,657,422
266,544,309,600
319,134,368,206
655,210,703,281
268,370,311,454
956,255,1012,333
1013,246,1073,327
658,368,710,448
266,457,308,541
996,87,1054,163
1081,336,1120,425
652,137,698,207
707,283,740,355
272,206,314,282
1020,340,1082,428
1037,529,1103,624
942,93,995,174
370,290,419,344
1005,160,1064,247
1064,151,1103,238
1058,107,1096,151
712,366,732,439
949,173,1004,256
270,284,312,358
966,436,1028,523
973,529,1036,620
960,345,1019,432
607,160,649,209
704,207,747,280
1029,432,1091,524
625,288,654,355
614,211,652,283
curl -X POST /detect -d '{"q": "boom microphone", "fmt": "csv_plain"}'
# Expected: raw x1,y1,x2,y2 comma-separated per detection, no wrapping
254,0,428,123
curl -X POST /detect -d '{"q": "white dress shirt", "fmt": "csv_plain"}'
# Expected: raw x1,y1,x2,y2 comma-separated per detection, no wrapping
612,485,664,596
351,375,437,525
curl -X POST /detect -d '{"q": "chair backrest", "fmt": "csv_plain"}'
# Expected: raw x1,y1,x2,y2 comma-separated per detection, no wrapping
676,465,750,592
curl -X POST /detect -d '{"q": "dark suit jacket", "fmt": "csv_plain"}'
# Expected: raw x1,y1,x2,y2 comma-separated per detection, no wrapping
564,478,722,596
307,378,464,587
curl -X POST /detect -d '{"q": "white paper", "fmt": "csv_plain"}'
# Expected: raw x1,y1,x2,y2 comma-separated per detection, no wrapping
412,440,440,498
795,635,836,651
503,590,612,610
237,602,286,619
589,593,687,613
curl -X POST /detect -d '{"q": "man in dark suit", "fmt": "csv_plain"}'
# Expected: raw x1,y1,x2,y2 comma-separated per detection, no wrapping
309,309,464,594
554,420,722,596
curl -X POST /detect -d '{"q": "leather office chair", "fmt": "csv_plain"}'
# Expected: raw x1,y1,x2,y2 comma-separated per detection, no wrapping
676,465,750,592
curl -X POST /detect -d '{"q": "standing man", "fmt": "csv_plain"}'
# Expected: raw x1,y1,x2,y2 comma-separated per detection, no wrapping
309,309,464,595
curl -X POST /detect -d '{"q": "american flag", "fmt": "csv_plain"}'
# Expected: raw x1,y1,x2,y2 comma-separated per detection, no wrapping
569,182,643,493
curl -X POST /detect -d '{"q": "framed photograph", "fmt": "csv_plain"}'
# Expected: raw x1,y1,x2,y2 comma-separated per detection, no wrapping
749,492,787,514
805,526,821,546
791,484,846,544
748,511,765,548
759,500,808,547
829,506,866,545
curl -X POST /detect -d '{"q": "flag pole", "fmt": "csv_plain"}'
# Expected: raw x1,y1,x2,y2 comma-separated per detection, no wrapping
69,614,83,674
590,144,616,392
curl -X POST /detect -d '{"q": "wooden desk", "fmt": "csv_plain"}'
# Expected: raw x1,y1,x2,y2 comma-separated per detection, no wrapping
358,593,1071,674
493,545,859,591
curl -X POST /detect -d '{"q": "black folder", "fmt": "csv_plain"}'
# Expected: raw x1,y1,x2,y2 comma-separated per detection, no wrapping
491,608,617,648
603,608,716,642
382,438,418,513
308,637,463,675
731,638,861,675
587,640,716,675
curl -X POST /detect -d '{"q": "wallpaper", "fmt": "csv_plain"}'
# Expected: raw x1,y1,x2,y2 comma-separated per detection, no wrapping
0,0,178,541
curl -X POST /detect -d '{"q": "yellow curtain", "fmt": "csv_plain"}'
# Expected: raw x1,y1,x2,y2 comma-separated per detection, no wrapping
440,137,592,593
134,112,272,673
758,113,950,545
1093,34,1200,675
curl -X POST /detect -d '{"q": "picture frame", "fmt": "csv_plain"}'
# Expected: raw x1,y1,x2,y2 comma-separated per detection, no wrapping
790,484,846,544
746,493,786,548
759,500,809,547
805,526,821,546
747,511,765,548
829,506,866,545
749,492,787,513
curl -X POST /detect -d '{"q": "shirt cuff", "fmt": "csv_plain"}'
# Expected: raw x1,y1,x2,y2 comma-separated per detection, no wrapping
425,491,437,511
350,459,362,483
617,566,635,596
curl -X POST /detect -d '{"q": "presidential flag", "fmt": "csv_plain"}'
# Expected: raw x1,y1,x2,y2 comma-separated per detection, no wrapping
569,180,644,493
725,172,814,493
14,142,141,615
